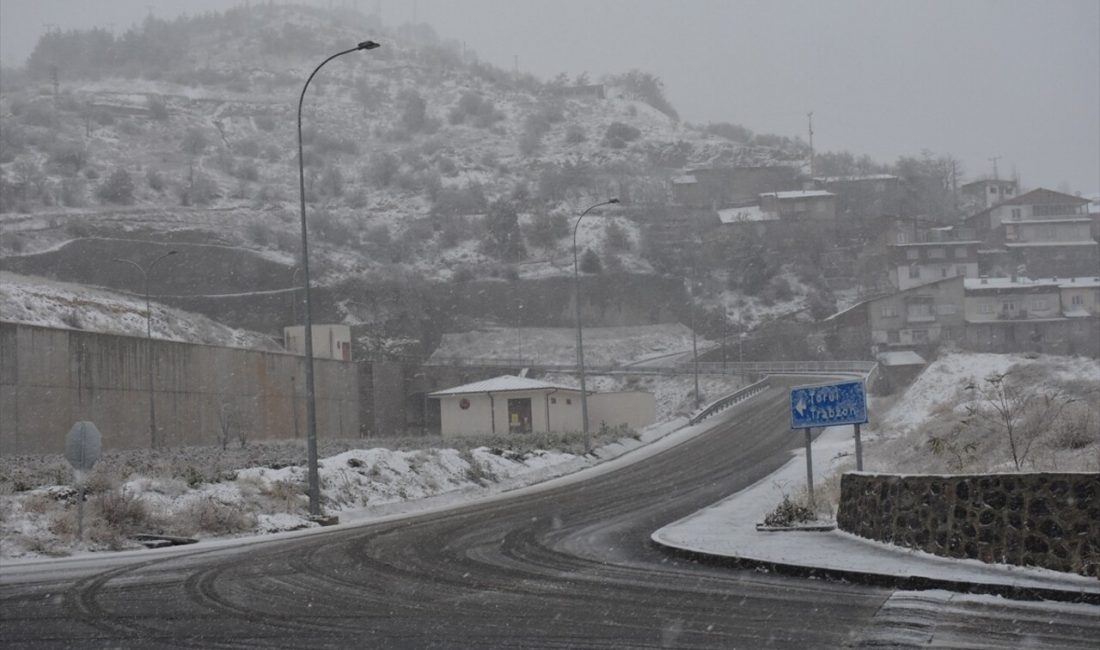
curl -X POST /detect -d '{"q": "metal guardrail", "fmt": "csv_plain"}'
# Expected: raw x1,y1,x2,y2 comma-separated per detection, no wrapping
688,378,772,426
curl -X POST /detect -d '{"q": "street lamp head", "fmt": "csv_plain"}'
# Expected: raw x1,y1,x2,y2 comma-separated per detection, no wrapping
358,40,381,50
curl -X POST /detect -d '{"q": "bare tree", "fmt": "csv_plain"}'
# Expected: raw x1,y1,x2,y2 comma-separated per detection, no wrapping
963,372,1075,470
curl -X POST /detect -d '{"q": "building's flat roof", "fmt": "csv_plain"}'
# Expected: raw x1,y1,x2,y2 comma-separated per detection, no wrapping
1007,218,1092,224
965,277,1062,290
759,190,834,200
671,175,697,185
890,240,983,247
814,174,897,184
428,375,583,397
1003,241,1098,247
717,205,777,224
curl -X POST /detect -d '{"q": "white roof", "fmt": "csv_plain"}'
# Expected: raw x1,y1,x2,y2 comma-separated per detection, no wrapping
760,190,834,200
814,174,897,184
717,205,777,224
671,175,698,185
964,277,1061,290
428,375,583,397
876,351,926,367
1003,241,1097,247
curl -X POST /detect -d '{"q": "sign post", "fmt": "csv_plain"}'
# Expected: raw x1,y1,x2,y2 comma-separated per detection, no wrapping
790,380,868,507
64,422,102,540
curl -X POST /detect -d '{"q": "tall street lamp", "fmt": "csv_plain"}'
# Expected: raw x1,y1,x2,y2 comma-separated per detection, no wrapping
113,249,177,449
298,40,380,520
572,198,619,454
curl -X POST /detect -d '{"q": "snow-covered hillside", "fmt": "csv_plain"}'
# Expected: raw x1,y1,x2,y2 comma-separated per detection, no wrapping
0,272,280,350
862,352,1100,474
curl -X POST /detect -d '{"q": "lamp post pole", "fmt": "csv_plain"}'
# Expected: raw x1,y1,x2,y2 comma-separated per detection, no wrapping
572,198,619,454
113,250,177,449
298,40,379,519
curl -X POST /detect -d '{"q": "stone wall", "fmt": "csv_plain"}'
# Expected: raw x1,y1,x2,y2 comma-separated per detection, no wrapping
837,472,1099,576
1,322,360,454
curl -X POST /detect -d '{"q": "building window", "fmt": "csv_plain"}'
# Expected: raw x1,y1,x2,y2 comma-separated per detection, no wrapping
1005,187,1013,194
908,265,920,280
937,304,956,315
928,248,945,259
550,397,557,404
906,249,920,260
1071,294,1084,306
912,329,929,343
990,187,997,194
1002,301,1017,313
566,398,572,405
978,302,994,314
880,305,898,318
954,247,968,258
887,331,900,343
1011,208,1022,220
1032,299,1048,310
941,267,949,278
956,264,969,277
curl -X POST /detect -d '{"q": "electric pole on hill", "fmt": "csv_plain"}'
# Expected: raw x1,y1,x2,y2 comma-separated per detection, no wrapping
807,112,815,178
989,155,1001,180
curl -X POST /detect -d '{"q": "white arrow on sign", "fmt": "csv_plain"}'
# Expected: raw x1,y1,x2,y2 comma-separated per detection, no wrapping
795,395,806,416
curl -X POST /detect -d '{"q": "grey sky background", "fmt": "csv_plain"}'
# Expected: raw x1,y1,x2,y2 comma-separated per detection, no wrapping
2,0,1097,193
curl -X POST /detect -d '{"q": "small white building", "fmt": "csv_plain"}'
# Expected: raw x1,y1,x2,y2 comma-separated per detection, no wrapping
283,324,352,361
429,375,655,438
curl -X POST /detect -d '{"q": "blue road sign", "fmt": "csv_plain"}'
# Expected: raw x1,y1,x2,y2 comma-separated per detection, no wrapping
790,380,868,429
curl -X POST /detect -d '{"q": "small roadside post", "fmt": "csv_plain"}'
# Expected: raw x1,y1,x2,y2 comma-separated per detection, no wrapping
790,380,868,508
64,421,102,540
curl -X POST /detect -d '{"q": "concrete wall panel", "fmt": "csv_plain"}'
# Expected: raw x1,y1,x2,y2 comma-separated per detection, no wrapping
0,322,358,455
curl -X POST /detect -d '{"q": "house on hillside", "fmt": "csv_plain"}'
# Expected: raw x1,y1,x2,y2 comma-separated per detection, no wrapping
824,275,964,359
962,276,1099,356
759,190,836,223
960,178,1018,210
888,240,983,291
670,165,801,208
964,188,1098,278
716,203,779,238
429,375,655,437
284,324,352,361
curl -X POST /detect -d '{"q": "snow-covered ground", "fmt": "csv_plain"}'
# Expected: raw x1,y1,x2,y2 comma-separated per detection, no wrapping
0,415,691,561
653,422,1100,596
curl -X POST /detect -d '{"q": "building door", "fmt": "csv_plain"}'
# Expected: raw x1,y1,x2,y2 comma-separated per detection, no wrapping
508,398,532,434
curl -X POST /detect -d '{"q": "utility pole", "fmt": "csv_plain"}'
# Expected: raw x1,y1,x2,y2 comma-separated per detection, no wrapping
988,155,1001,180
807,111,815,178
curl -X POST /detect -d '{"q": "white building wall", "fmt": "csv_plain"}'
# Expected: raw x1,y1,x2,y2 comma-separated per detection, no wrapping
283,325,352,361
437,389,585,437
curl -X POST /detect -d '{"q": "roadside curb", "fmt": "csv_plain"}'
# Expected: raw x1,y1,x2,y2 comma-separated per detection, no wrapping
648,536,1100,605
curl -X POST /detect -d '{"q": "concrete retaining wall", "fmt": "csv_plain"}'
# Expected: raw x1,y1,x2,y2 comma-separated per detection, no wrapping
1,322,359,454
837,472,1100,576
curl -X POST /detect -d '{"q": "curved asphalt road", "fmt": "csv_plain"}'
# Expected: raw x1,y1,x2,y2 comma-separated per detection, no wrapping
3,382,1097,648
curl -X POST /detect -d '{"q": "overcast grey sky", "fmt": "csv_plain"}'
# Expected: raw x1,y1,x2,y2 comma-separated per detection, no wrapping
2,0,1097,193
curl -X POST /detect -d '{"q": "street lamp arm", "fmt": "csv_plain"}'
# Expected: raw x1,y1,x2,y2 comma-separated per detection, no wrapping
571,198,618,455
112,257,146,280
